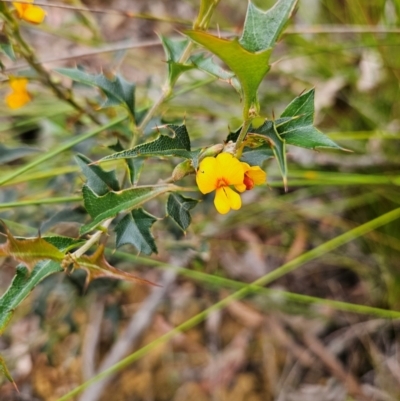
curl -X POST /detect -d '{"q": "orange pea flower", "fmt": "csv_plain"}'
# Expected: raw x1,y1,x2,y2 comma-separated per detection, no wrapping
13,0,46,24
5,77,31,109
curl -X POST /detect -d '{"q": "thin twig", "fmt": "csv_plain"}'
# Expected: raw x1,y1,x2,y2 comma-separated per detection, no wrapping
82,298,105,381
1,38,163,74
2,0,191,24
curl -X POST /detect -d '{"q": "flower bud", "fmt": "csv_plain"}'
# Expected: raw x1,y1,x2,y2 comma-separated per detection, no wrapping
172,159,194,181
198,144,224,161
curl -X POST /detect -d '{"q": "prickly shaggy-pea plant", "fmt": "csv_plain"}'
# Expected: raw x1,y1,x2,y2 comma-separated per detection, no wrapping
1,0,400,398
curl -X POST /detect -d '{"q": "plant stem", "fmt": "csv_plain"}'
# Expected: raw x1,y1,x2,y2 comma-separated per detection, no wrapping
234,118,252,151
72,219,113,259
135,41,195,140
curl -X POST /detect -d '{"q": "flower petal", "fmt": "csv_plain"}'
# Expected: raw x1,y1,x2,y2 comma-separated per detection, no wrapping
23,5,46,24
214,188,231,214
9,78,28,92
13,1,46,24
224,186,241,210
196,156,218,194
247,166,267,185
215,153,244,185
6,90,31,109
234,183,247,193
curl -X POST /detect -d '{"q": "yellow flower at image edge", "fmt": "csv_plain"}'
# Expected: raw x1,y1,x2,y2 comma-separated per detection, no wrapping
6,78,31,109
13,0,46,24
196,153,266,214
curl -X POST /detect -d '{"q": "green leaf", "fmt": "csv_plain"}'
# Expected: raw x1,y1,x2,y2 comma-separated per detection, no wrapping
278,89,347,150
167,193,199,232
250,121,288,189
0,43,16,61
160,36,194,87
0,144,39,164
190,53,241,93
185,30,272,117
80,184,176,235
115,209,158,255
108,140,143,185
97,124,192,163
55,68,136,118
241,145,274,166
239,0,298,52
42,236,85,252
75,154,120,195
0,261,62,335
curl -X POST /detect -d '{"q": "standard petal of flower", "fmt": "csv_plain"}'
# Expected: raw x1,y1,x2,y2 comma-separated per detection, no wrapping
23,5,46,24
247,166,267,185
214,187,231,214
224,186,241,210
13,1,46,24
216,153,244,185
9,78,28,92
6,91,31,109
196,156,218,194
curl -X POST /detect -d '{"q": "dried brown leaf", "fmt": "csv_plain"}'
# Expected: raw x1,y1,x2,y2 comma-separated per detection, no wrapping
74,245,158,288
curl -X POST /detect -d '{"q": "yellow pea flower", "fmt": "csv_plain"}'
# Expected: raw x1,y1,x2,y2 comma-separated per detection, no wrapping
5,77,31,109
236,162,267,192
196,153,267,214
13,0,46,24
196,153,244,214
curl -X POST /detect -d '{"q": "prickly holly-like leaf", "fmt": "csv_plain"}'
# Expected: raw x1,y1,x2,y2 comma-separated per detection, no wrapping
185,30,272,117
0,261,62,335
190,53,241,93
0,143,39,164
115,209,158,255
167,193,199,232
55,68,136,118
241,145,274,166
0,224,65,272
277,89,347,151
41,236,85,252
239,0,298,52
75,245,157,289
0,42,16,61
80,184,177,235
97,124,192,163
160,36,194,87
250,120,288,189
0,354,17,390
108,140,143,185
75,154,120,195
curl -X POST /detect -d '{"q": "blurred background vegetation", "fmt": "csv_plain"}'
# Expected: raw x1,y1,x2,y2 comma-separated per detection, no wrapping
1,0,400,400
